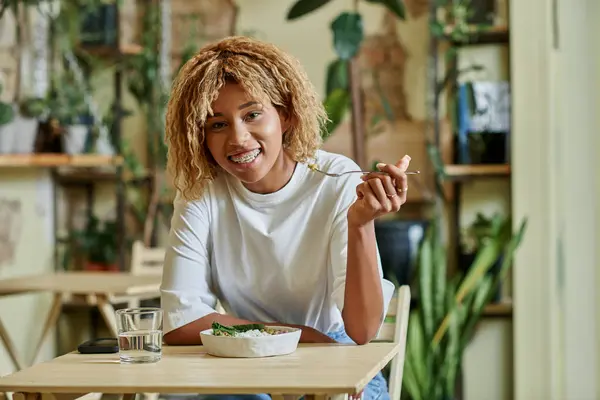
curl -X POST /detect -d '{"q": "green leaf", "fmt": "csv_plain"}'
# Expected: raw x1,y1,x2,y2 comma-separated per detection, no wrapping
325,59,349,96
322,88,350,139
407,312,428,393
364,0,406,20
432,224,447,326
286,0,333,20
430,21,445,37
0,103,14,125
418,227,434,340
403,350,424,400
330,12,364,60
443,305,461,396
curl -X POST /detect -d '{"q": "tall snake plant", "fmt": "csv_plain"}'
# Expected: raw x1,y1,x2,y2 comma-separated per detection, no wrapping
403,215,527,400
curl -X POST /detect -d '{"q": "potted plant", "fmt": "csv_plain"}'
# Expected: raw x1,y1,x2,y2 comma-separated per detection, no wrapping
459,212,506,302
48,72,91,154
65,215,118,272
11,96,47,153
402,215,527,400
0,84,16,154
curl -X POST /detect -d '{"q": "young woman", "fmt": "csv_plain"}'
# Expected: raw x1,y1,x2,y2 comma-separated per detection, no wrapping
161,36,412,400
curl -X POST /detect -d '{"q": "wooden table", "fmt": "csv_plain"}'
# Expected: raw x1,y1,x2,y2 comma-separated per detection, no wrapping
0,272,161,371
0,343,400,400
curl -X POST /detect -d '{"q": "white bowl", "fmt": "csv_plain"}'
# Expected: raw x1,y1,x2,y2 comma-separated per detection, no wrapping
199,325,302,358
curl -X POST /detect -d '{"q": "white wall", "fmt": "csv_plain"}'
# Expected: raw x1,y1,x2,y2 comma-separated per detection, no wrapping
511,0,599,398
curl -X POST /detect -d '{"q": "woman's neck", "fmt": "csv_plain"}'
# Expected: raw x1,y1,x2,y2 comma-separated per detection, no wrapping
242,150,296,194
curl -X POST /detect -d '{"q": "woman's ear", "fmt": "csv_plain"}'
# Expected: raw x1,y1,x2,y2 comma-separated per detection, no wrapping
278,108,292,133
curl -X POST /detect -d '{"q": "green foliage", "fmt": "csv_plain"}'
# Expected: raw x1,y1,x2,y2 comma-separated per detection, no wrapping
65,215,118,268
461,213,506,254
19,96,47,118
286,0,333,20
325,59,349,95
47,72,89,125
286,0,406,140
0,84,14,126
403,216,527,400
330,12,364,60
0,102,14,126
322,88,351,140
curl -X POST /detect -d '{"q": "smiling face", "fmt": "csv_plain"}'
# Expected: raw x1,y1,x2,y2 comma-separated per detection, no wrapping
204,82,294,194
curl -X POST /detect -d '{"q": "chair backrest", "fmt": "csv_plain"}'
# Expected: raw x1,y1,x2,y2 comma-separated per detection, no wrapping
130,240,166,276
375,285,411,400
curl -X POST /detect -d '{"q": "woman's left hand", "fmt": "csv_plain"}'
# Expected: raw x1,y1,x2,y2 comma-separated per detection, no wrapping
348,155,411,228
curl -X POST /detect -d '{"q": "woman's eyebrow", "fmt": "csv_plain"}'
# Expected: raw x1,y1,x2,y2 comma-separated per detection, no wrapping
207,101,260,119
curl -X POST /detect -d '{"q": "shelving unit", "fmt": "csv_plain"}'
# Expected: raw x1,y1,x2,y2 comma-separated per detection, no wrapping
0,1,144,273
428,4,512,289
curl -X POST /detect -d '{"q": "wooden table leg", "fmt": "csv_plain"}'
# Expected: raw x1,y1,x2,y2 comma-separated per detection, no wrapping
31,293,64,366
304,395,328,400
48,394,100,400
95,295,118,338
13,393,41,400
0,315,26,370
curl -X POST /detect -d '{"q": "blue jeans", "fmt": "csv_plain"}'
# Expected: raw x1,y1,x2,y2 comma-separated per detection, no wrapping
197,328,390,400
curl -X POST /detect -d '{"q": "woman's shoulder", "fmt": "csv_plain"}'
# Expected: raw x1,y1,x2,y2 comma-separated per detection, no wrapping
314,150,360,174
173,178,222,210
312,150,362,197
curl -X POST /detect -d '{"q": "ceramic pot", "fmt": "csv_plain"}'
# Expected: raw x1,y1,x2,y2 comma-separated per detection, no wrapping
63,124,89,154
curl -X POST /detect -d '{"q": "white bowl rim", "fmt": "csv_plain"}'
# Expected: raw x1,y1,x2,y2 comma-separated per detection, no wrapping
200,325,301,339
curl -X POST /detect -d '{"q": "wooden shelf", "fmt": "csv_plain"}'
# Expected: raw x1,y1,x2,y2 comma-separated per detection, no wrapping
443,25,509,46
483,301,513,317
0,154,123,168
55,170,150,185
78,43,143,57
444,164,511,180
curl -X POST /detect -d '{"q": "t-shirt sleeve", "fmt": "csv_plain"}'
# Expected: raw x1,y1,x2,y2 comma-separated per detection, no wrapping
160,191,218,334
328,162,395,329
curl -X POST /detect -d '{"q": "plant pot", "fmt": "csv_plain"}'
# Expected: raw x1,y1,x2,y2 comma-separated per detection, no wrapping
63,124,89,154
466,0,496,25
374,219,428,287
79,3,118,46
12,115,39,154
465,132,509,164
459,252,503,303
84,262,118,272
0,120,16,154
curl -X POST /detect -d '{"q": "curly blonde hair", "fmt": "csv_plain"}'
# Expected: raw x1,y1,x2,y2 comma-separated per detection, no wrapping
165,36,328,201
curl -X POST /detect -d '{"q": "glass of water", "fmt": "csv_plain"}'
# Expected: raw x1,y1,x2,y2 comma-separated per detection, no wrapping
115,307,163,363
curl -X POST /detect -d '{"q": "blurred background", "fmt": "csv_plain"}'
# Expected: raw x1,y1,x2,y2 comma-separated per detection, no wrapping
0,0,597,399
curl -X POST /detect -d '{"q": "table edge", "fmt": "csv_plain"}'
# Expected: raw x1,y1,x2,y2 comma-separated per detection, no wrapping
0,385,358,395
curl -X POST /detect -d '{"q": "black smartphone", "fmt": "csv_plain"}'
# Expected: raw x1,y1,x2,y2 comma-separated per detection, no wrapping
77,337,119,354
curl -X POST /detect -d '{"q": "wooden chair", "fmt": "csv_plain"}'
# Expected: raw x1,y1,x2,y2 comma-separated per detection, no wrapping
272,285,411,400
130,240,166,276
372,285,411,400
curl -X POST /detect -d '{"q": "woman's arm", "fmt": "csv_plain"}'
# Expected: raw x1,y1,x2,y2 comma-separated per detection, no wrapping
163,313,336,345
329,156,411,345
342,221,384,345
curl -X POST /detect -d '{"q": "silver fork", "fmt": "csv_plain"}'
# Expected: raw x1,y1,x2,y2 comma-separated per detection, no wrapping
307,164,420,178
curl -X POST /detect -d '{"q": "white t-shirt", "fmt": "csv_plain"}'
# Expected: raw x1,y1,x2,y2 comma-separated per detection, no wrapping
160,150,394,335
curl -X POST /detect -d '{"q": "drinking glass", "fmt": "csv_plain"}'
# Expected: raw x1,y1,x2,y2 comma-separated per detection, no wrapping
115,307,163,363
